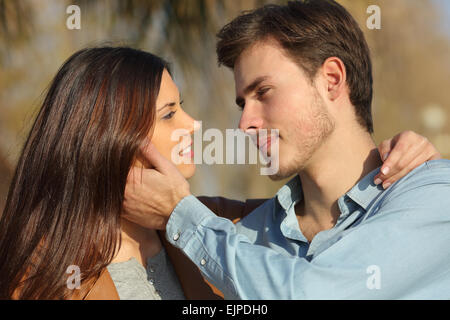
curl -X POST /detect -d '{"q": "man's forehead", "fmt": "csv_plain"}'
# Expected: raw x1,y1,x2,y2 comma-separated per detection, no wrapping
233,40,295,92
235,40,285,70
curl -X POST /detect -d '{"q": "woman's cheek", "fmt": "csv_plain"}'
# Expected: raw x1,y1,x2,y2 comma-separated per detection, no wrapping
150,125,172,162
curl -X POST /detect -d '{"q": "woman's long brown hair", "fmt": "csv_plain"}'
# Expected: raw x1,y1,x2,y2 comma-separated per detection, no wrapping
0,47,168,299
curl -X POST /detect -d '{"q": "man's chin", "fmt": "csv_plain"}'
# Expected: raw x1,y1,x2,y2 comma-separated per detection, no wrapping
266,167,296,181
267,174,286,181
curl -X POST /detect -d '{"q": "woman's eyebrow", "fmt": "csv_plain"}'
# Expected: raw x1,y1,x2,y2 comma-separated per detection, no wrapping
157,94,182,112
157,102,176,112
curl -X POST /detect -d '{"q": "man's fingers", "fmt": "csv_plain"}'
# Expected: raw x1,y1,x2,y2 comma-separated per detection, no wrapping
139,140,173,174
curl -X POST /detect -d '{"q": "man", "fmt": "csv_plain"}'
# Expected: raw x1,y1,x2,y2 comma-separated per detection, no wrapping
123,1,448,299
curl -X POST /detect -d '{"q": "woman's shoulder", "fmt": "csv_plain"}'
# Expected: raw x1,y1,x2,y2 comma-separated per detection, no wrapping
71,268,120,300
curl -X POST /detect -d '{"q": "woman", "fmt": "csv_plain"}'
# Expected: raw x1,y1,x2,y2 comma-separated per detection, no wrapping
0,47,189,299
0,46,440,300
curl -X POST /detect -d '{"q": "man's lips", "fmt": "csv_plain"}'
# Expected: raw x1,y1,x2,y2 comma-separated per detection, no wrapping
256,134,279,154
257,136,271,152
244,129,279,152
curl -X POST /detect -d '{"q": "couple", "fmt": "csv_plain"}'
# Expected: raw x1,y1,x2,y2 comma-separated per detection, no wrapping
0,0,447,300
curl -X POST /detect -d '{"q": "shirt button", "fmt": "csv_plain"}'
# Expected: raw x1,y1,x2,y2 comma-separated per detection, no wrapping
149,279,154,285
200,258,206,266
149,266,155,273
173,233,180,241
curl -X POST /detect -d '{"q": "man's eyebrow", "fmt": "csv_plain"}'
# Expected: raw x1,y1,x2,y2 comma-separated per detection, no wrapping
235,76,270,106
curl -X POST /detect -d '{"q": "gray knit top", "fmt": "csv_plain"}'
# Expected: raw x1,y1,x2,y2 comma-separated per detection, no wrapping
106,247,185,300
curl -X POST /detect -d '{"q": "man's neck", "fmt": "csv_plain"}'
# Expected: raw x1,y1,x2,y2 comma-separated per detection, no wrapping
296,125,383,241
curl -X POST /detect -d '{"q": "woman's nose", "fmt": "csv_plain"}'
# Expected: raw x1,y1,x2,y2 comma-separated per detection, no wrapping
180,109,197,135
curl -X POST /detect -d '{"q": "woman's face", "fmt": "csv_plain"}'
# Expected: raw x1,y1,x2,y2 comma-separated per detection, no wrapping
148,69,197,178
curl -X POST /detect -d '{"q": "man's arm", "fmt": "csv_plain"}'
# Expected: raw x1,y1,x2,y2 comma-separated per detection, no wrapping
159,196,267,300
165,162,450,299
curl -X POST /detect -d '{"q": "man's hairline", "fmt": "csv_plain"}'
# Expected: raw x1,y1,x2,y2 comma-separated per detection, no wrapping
230,36,329,88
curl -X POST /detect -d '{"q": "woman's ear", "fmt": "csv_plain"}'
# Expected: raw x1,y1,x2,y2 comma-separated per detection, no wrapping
133,157,150,169
133,158,145,169
134,151,154,169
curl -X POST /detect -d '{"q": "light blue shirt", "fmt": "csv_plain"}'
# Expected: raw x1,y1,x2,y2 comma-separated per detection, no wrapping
166,160,450,299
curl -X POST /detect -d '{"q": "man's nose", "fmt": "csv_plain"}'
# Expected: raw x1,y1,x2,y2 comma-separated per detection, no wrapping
238,103,264,132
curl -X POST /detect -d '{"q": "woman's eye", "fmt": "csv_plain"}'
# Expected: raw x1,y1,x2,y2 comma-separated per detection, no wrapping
163,111,176,120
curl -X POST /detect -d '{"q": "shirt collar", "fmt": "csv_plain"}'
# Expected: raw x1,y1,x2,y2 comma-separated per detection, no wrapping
275,167,385,214
345,167,385,211
275,175,303,211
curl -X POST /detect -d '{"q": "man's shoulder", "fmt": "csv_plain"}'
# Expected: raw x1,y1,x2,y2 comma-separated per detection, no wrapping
388,159,450,192
372,159,450,219
425,158,450,169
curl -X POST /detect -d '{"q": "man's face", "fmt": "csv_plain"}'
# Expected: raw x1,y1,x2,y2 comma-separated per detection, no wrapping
234,39,335,180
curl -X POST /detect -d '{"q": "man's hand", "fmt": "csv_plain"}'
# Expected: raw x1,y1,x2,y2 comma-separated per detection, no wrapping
374,130,442,189
122,142,191,230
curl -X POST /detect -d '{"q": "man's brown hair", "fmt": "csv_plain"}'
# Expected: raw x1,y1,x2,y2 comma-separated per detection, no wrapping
217,0,374,133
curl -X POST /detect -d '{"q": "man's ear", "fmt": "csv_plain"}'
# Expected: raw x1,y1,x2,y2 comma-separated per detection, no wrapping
321,57,347,101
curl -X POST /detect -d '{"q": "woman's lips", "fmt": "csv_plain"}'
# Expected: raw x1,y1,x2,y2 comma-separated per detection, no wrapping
179,142,194,158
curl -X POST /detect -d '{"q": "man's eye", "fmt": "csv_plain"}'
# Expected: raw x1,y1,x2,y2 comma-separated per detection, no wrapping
257,87,270,97
163,111,176,120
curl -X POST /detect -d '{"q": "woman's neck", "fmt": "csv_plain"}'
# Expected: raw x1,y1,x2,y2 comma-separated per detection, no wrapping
112,218,163,267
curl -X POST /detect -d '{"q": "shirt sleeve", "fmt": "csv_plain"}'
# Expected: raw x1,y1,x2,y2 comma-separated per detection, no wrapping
166,165,450,299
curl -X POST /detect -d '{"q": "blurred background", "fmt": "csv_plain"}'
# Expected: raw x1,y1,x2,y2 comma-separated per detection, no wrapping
0,0,449,212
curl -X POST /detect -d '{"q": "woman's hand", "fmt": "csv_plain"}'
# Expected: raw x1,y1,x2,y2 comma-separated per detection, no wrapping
374,131,442,189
